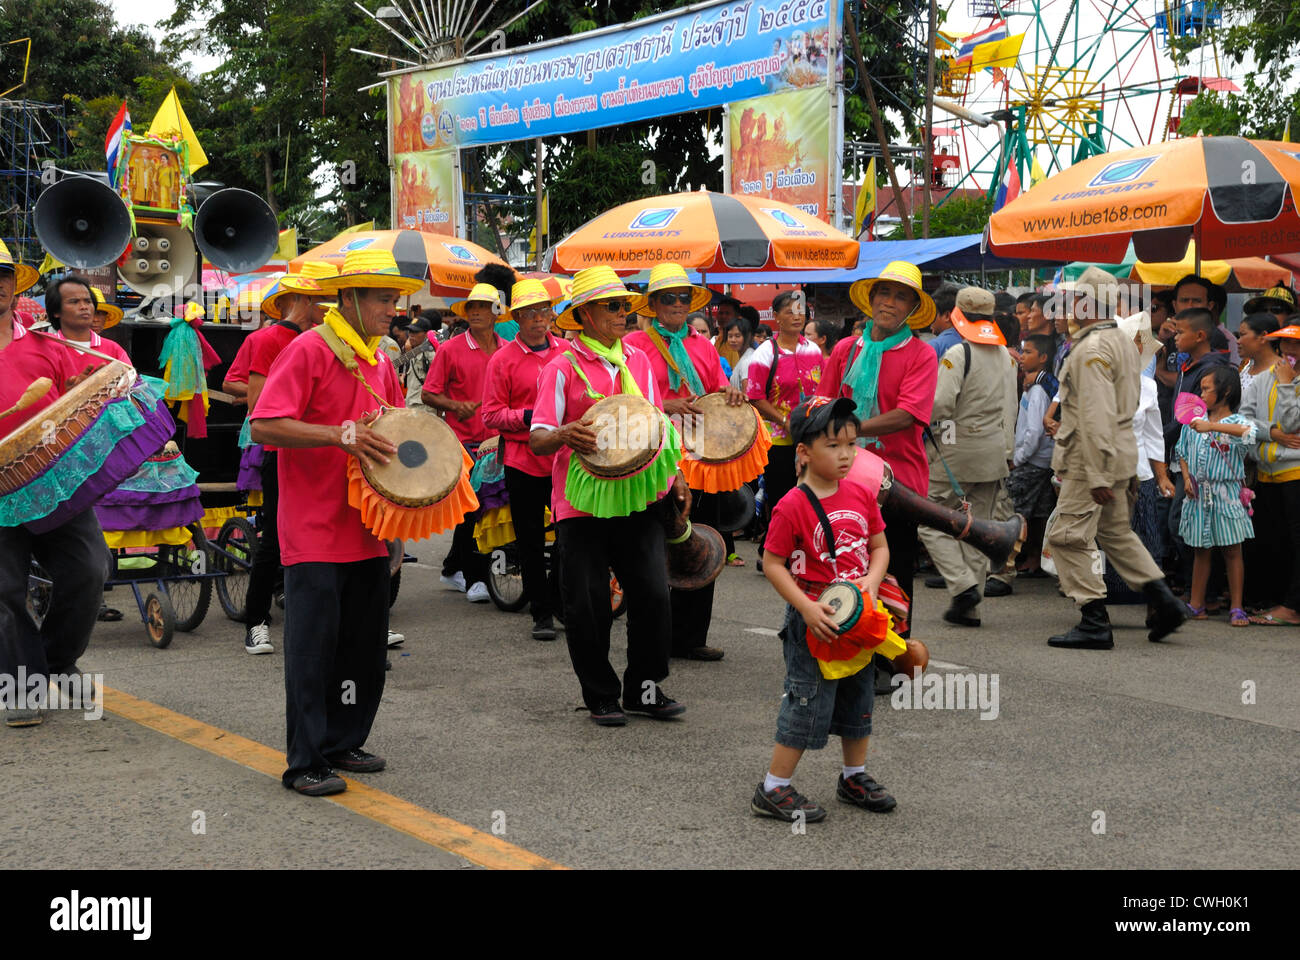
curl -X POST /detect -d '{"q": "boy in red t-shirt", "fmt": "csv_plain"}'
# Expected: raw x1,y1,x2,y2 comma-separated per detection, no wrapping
755,397,896,823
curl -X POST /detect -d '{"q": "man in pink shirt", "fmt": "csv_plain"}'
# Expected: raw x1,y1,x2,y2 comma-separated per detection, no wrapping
251,250,417,797
817,260,939,637
482,279,566,641
624,262,746,662
423,281,505,603
1,264,105,728
745,290,823,563
47,276,133,367
530,266,690,727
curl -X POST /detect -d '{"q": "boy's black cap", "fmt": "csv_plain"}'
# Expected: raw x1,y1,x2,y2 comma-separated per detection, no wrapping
788,396,857,445
409,316,435,333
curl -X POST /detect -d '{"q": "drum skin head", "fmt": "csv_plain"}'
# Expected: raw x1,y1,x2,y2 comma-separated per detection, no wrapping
685,392,758,464
362,408,462,507
579,394,663,479
820,582,862,633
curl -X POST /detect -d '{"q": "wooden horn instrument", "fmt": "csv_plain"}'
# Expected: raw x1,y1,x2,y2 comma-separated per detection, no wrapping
878,467,1026,568
656,492,726,591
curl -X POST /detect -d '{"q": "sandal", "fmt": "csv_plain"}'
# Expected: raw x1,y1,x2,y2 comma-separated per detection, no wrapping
1229,608,1250,627
1247,613,1300,626
1185,603,1207,620
726,553,746,567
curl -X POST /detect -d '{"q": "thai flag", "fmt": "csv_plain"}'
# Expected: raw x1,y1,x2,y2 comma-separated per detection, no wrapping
955,19,1009,59
105,101,131,183
993,160,1021,212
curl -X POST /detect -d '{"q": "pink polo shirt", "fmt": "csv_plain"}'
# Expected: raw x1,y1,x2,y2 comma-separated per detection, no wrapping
482,333,566,477
743,336,823,445
0,319,81,436
817,333,938,497
423,330,504,446
253,331,405,565
530,337,663,522
55,329,133,368
622,326,729,401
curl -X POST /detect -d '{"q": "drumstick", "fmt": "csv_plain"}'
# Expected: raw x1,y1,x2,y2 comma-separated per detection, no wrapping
0,377,53,419
29,329,136,372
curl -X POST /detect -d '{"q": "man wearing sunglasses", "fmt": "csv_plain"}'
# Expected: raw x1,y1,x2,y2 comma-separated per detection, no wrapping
625,263,746,662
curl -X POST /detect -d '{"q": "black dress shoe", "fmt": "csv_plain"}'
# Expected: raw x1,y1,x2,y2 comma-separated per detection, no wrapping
1142,579,1186,642
924,575,946,589
1048,599,1114,649
983,579,1012,598
942,586,981,627
531,617,557,641
686,646,724,661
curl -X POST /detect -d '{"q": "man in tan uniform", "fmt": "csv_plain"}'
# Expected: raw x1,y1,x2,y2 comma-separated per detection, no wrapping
1046,274,1184,648
919,287,1019,627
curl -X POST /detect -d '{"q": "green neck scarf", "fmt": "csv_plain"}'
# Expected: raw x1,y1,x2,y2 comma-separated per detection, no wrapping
844,323,912,421
578,334,643,397
652,321,706,396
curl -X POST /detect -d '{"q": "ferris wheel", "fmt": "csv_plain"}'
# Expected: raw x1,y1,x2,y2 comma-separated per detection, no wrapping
933,0,1175,195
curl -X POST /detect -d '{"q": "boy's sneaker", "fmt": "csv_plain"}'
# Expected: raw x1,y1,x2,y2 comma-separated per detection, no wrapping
751,782,827,823
440,571,467,593
588,701,628,726
244,624,274,655
285,768,346,796
622,685,685,720
466,581,490,603
836,772,897,812
386,630,405,648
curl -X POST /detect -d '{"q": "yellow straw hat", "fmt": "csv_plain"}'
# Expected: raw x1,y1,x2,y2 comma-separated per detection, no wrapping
91,287,123,329
316,249,424,296
0,239,38,294
450,281,507,320
642,263,711,317
849,260,936,331
262,261,340,319
555,265,648,331
510,278,556,315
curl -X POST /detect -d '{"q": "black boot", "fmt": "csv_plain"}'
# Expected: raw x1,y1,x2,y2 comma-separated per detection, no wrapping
942,585,982,627
1142,578,1186,642
1048,599,1113,649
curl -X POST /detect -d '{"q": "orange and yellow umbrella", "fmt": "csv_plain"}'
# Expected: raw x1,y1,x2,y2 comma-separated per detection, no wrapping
988,136,1300,264
548,191,860,274
292,229,509,297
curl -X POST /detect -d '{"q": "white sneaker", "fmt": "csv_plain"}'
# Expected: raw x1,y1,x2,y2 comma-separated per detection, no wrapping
466,581,490,603
440,572,467,593
387,629,405,648
244,624,274,655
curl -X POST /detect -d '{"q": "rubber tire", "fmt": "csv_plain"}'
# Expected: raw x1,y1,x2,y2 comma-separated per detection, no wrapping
145,591,176,649
215,516,257,622
487,543,528,613
167,523,212,632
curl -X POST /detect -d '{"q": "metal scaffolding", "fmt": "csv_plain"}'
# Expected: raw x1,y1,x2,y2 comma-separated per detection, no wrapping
0,98,70,267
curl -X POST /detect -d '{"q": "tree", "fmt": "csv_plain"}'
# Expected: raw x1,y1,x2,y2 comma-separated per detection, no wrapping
882,193,990,240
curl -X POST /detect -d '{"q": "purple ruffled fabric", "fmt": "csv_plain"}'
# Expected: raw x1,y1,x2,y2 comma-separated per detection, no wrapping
95,497,204,532
237,444,265,492
26,394,176,534
98,483,201,507
477,479,508,512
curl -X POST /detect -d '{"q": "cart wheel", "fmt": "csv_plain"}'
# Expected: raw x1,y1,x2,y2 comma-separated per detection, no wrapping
166,523,213,632
144,591,175,649
486,544,527,612
215,516,257,622
610,572,626,620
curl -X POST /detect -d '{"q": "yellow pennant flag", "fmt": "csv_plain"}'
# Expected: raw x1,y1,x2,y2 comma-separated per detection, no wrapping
1030,154,1047,187
337,220,375,236
275,227,297,261
1284,118,1292,143
854,158,877,238
148,87,208,174
539,191,549,236
38,251,64,274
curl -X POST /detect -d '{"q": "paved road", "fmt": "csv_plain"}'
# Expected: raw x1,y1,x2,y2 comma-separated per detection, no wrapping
4,529,1297,869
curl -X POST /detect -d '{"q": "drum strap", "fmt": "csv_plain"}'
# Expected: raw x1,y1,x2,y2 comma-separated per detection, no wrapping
644,327,683,380
561,352,607,401
313,326,393,410
798,483,840,578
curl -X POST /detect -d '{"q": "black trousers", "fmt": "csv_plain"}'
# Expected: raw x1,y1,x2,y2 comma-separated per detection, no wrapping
245,450,281,627
503,465,560,622
1251,479,1300,610
759,444,798,552
0,509,105,681
557,506,671,709
881,503,918,639
282,557,389,782
670,490,718,656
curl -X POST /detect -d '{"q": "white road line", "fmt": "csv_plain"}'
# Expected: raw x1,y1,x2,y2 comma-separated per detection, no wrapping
928,660,969,671
744,627,781,637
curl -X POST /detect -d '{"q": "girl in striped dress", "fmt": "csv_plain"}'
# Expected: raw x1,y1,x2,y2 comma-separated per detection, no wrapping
1177,366,1257,626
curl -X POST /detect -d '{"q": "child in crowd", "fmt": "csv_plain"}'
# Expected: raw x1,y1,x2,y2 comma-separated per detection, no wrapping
755,397,893,824
1008,335,1058,575
1176,366,1256,626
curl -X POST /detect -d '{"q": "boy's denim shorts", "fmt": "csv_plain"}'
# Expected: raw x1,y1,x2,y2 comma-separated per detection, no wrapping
774,604,874,751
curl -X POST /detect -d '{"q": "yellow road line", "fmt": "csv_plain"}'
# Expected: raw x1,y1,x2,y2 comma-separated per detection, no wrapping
102,685,565,871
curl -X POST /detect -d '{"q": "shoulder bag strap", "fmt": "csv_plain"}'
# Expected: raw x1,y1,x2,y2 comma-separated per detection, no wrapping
312,326,393,410
798,482,838,577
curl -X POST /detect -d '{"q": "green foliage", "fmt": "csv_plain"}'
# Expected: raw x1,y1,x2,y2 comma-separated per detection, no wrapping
882,193,991,240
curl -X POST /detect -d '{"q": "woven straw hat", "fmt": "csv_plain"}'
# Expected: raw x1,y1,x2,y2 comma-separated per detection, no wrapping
450,281,507,320
91,287,123,329
642,263,711,317
848,260,936,330
0,239,38,294
510,278,556,315
316,249,424,295
555,265,647,331
262,261,340,319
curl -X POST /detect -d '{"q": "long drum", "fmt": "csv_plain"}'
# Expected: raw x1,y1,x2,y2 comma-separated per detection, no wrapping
346,406,477,542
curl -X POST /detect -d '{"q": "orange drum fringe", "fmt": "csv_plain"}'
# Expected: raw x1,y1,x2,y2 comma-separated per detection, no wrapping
679,411,772,494
347,447,478,542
